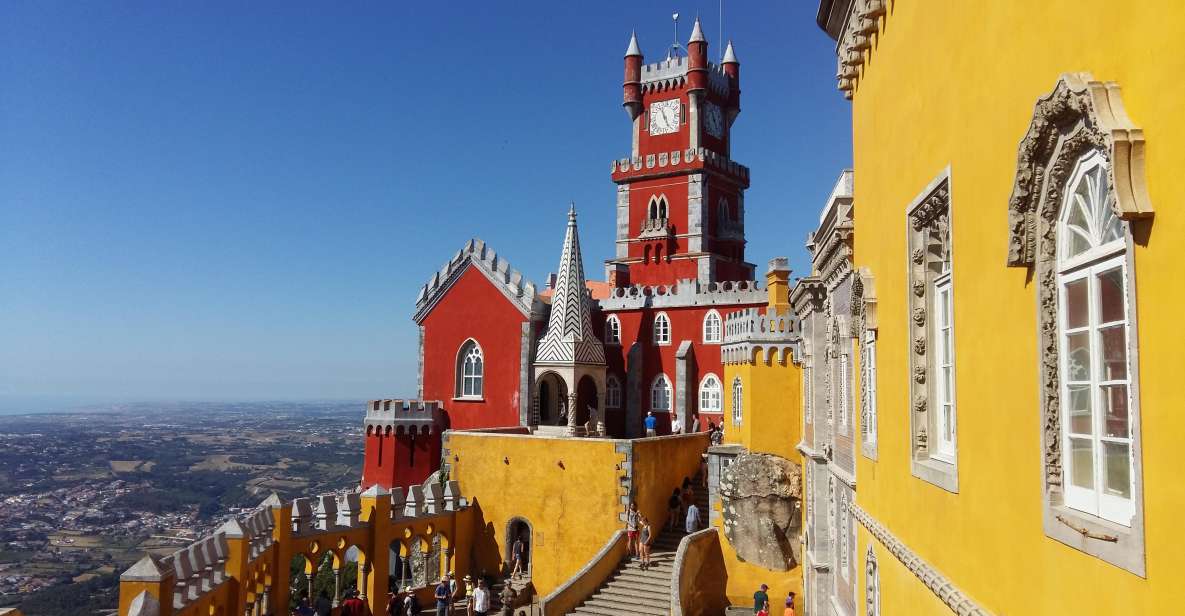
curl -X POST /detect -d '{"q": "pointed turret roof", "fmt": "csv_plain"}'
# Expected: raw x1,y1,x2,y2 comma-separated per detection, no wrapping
688,17,706,43
535,206,605,365
722,40,739,64
625,31,642,57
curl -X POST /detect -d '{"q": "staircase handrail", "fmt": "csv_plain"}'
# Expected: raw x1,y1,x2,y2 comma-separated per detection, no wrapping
671,527,722,616
539,530,628,616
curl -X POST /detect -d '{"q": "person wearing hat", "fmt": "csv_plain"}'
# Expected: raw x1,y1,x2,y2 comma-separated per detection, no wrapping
463,575,475,616
403,586,421,616
753,584,770,614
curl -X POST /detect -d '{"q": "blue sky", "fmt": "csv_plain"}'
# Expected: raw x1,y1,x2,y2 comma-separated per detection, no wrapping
0,2,851,410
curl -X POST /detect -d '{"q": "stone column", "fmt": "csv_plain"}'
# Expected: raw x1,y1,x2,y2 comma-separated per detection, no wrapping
595,384,607,437
262,585,271,616
358,562,370,602
530,391,540,427
565,392,579,435
305,572,313,606
441,547,454,582
332,567,341,607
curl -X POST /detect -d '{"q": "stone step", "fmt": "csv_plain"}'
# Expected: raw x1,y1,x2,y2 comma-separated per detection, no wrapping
570,600,668,616
611,570,673,584
583,596,670,615
592,588,671,609
603,578,670,595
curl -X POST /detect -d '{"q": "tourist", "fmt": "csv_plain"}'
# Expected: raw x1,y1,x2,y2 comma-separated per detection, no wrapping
341,590,366,616
472,579,491,616
625,502,640,559
510,534,526,579
753,584,770,614
638,516,653,570
671,412,682,434
403,586,420,616
711,423,724,445
448,572,458,615
783,592,797,616
435,577,451,616
699,454,709,488
295,594,314,616
685,501,700,533
667,488,682,531
314,590,332,616
463,575,475,616
681,477,695,518
644,411,658,437
386,590,400,616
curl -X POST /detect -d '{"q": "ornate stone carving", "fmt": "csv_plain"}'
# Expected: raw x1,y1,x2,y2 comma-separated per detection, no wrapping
913,338,925,355
912,280,925,297
913,366,926,384
912,307,926,327
915,428,928,450
912,396,926,414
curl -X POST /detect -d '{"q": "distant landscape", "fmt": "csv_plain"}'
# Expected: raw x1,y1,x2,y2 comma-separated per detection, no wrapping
0,402,365,615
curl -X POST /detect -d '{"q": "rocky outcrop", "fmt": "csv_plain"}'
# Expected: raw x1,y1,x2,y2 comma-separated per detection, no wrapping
718,452,802,571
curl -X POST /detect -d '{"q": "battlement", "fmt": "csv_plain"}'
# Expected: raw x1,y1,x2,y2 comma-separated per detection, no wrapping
610,146,749,184
414,238,544,323
364,399,444,435
722,307,802,365
638,57,732,98
598,278,765,311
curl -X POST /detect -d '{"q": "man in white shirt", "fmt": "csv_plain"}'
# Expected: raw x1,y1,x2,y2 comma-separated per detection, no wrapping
472,579,491,616
685,502,701,533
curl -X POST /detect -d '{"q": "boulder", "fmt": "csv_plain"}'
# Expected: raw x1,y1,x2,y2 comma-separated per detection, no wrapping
718,452,802,571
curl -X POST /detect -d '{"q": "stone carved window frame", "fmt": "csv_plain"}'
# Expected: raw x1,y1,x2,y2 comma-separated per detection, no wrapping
864,545,880,616
851,268,879,460
1007,73,1151,576
905,168,959,493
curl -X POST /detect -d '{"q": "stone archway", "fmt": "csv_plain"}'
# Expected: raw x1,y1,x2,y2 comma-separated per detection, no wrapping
537,372,568,426
575,375,598,430
505,517,533,580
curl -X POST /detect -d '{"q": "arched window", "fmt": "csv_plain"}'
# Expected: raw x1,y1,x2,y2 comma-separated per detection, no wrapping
653,312,671,345
647,195,669,220
604,315,621,345
731,376,743,426
702,310,722,344
699,374,722,413
606,375,622,408
718,197,730,223
456,340,483,398
1058,151,1135,526
650,375,672,411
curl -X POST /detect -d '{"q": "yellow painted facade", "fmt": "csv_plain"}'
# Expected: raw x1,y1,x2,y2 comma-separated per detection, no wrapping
831,1,1185,613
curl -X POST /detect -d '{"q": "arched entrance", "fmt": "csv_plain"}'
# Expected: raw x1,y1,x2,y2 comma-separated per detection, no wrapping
505,518,533,580
537,372,568,426
575,375,598,430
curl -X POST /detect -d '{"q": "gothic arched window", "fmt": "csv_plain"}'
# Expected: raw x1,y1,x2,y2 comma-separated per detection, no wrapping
456,339,483,398
699,374,722,413
653,312,671,345
650,374,672,411
605,315,622,345
702,310,722,344
606,375,622,409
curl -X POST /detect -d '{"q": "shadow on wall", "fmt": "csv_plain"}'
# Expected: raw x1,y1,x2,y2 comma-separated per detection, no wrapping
469,498,504,579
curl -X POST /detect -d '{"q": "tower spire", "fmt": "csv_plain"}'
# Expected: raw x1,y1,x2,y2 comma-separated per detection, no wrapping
688,16,706,43
625,31,642,57
722,40,739,64
535,205,605,365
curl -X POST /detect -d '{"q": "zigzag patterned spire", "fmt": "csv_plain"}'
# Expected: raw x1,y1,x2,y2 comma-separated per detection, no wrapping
536,205,606,365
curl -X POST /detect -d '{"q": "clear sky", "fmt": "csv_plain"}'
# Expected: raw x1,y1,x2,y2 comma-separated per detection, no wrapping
0,1,852,411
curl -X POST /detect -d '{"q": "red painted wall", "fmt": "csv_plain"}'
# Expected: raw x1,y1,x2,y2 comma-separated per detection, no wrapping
421,266,527,430
361,429,441,491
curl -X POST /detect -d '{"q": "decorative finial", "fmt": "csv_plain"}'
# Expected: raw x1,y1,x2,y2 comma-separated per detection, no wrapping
669,12,682,59
722,40,739,64
568,202,577,222
689,16,706,43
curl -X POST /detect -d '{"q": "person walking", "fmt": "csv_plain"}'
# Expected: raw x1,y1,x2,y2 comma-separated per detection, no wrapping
783,592,797,616
681,477,695,518
294,595,315,616
472,579,491,616
625,502,640,559
753,584,770,614
435,577,451,616
699,454,709,488
463,575,475,616
644,411,658,437
403,586,420,616
667,488,682,531
685,501,701,533
510,535,526,579
638,516,653,571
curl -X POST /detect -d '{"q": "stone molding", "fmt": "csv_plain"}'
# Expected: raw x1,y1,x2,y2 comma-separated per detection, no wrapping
852,268,878,460
1007,73,1152,269
850,503,993,616
414,238,543,324
598,278,764,311
670,528,720,616
821,0,888,100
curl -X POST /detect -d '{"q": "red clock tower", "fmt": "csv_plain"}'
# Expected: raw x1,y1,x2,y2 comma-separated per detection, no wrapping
608,20,752,287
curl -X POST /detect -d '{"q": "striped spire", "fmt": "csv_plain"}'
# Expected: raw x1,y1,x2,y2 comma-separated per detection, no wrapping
536,205,605,365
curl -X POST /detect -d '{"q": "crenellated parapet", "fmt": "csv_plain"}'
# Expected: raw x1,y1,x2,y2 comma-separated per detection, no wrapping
599,278,765,311
120,483,474,616
611,146,750,185
364,399,445,436
414,238,544,323
721,307,801,365
637,55,733,98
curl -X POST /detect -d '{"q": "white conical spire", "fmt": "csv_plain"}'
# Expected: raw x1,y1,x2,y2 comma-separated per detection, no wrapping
688,17,706,43
535,205,605,365
722,40,739,63
625,31,642,57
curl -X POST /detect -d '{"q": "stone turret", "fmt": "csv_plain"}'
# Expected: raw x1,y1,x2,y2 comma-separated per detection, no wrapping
623,32,643,120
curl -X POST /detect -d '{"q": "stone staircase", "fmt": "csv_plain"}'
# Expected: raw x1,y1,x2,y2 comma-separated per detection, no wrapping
567,481,710,616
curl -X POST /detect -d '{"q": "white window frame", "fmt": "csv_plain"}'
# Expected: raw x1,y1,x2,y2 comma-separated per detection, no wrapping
653,312,672,345
838,352,851,436
604,314,621,345
862,331,878,451
702,310,722,344
932,273,956,462
731,376,743,426
650,374,672,412
699,373,722,413
455,339,484,399
606,375,622,409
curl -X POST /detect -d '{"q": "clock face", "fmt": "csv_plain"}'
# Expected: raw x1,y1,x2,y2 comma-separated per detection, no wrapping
648,99,681,136
704,103,724,139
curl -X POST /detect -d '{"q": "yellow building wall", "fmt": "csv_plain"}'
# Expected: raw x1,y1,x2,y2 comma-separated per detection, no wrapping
849,1,1185,613
719,351,803,607
445,432,626,597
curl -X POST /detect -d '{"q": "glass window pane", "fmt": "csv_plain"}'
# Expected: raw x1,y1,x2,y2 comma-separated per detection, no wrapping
1070,437,1095,490
1099,325,1128,381
1067,384,1093,434
1103,441,1131,499
1065,332,1091,381
1097,267,1125,324
1102,384,1129,439
1065,278,1088,329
